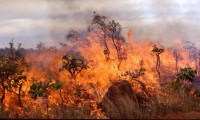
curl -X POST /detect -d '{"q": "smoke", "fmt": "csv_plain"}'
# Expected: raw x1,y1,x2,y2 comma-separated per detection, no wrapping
0,0,200,48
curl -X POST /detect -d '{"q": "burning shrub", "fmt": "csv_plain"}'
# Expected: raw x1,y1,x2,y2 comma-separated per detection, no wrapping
177,67,197,82
59,55,89,80
28,78,63,118
122,60,151,99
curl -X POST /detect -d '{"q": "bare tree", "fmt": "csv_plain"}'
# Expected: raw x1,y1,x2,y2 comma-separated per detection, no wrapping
92,12,127,67
66,29,81,42
198,50,200,75
183,41,198,69
173,49,183,75
92,12,110,60
152,44,164,81
36,42,45,51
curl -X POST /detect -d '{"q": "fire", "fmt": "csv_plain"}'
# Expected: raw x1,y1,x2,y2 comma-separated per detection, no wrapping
1,28,197,118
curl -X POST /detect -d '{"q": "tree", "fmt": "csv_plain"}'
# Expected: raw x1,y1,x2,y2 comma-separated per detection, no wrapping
92,12,126,66
108,20,124,61
0,42,28,105
198,50,200,75
36,42,45,51
92,12,110,60
28,79,51,118
152,44,164,80
66,29,81,42
183,41,198,70
28,78,63,118
173,49,183,75
59,55,89,80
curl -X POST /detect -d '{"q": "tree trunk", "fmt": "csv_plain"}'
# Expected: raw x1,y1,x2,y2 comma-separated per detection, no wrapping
0,81,6,105
156,55,161,81
175,56,178,75
59,89,64,105
1,88,5,105
17,85,22,106
103,35,110,60
46,96,49,119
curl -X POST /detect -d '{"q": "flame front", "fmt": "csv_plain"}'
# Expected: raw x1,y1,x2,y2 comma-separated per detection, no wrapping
2,28,196,118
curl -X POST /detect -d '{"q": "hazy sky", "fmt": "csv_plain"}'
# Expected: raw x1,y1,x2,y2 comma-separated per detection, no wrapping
0,0,200,48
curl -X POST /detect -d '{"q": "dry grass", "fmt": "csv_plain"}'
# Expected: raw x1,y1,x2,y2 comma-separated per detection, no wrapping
0,81,200,119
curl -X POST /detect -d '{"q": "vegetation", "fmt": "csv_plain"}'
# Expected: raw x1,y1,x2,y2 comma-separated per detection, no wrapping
173,49,183,74
176,67,197,82
59,55,89,80
92,12,110,60
0,13,199,119
152,44,164,81
0,41,28,106
92,12,126,64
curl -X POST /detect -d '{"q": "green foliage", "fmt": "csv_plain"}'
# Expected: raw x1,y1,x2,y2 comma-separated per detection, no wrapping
177,67,197,82
52,81,62,90
28,81,49,99
0,41,28,104
59,55,89,79
28,78,63,99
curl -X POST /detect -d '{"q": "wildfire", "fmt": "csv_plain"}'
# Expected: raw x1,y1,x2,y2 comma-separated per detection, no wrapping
0,15,198,119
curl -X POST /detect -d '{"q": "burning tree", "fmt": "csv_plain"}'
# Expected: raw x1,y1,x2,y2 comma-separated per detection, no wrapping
59,55,89,80
0,42,28,106
92,12,110,60
198,50,200,75
92,12,126,63
108,20,122,59
66,29,81,42
152,44,164,81
183,41,199,71
173,49,183,75
28,78,63,118
36,42,45,51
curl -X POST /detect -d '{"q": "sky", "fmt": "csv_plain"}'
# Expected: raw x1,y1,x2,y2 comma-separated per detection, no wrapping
0,0,200,49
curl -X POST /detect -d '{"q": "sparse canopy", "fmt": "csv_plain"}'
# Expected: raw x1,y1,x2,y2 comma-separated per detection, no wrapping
36,42,45,51
152,44,164,80
59,55,89,80
92,12,108,32
66,29,81,42
92,12,125,62
152,44,164,56
0,41,28,105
